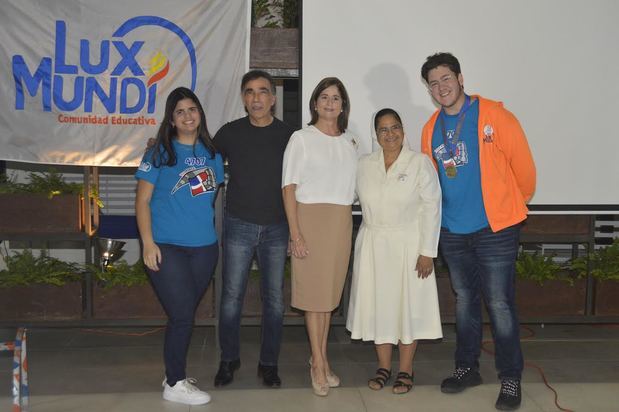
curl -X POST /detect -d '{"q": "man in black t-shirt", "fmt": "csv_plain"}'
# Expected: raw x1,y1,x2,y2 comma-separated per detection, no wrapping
212,70,293,388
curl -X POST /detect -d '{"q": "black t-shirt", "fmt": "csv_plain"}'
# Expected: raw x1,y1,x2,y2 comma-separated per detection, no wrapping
213,116,293,225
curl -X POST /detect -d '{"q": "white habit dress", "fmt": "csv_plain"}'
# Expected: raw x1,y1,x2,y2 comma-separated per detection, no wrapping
346,147,443,344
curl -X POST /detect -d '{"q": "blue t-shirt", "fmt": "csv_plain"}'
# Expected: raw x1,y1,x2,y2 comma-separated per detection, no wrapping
431,98,489,234
135,139,224,246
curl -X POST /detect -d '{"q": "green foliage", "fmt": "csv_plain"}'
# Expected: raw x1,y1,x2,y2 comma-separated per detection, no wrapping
89,259,149,289
252,0,298,28
281,0,298,28
572,239,619,282
515,251,573,285
0,246,148,289
0,169,103,207
0,249,82,287
0,173,20,193
0,170,79,196
253,0,279,27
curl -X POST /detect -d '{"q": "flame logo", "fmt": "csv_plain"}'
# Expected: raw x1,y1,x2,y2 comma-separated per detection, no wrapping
146,51,169,87
114,16,197,91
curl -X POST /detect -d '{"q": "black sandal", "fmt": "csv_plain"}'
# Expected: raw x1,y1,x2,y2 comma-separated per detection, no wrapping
392,371,414,394
368,368,392,390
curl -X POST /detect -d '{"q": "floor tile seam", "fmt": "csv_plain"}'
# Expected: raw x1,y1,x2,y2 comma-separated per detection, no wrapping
0,391,165,402
26,365,166,375
520,382,604,412
28,345,164,351
520,387,552,412
16,340,619,346
8,382,616,396
25,383,603,394
522,359,619,363
41,344,165,350
520,338,619,343
353,386,370,412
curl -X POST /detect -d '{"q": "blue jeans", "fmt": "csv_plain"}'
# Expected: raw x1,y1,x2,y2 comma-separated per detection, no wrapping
218,214,288,366
147,242,219,386
439,225,523,379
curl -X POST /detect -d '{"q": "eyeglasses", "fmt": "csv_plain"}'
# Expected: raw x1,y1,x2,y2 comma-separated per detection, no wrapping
173,106,199,118
428,74,456,91
377,124,403,137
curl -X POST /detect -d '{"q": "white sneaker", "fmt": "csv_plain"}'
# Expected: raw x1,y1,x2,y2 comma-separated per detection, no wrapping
163,378,211,405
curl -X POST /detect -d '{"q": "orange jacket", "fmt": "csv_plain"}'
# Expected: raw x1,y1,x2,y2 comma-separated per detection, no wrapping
421,95,536,232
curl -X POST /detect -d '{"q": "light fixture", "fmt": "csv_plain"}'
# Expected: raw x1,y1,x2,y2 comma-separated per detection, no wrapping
97,237,126,270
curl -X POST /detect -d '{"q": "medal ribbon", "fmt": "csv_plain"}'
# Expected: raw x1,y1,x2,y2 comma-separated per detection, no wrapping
439,94,471,160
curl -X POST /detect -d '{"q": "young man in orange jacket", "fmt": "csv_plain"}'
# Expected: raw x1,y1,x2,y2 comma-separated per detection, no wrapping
420,52,536,411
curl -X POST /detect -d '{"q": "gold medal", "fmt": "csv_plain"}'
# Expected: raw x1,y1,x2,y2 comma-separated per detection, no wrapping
445,165,457,178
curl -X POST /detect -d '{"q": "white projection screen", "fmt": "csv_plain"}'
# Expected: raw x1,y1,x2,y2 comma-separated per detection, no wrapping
302,0,619,213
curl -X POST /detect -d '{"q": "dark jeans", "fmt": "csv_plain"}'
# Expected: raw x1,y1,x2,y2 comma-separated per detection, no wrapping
218,214,288,366
439,224,523,379
147,242,218,385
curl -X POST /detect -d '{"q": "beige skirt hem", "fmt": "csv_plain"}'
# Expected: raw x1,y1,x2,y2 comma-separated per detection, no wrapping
291,203,352,312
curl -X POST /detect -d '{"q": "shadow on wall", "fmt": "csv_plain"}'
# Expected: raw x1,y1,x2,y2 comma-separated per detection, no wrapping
361,63,434,152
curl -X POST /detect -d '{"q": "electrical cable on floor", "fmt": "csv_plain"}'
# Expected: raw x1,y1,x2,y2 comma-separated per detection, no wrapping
77,322,618,411
79,327,165,337
481,324,574,412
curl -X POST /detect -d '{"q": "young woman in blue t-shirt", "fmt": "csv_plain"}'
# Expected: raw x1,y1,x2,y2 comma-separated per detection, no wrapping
135,87,223,405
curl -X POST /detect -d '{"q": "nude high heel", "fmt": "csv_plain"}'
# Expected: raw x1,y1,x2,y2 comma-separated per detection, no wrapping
309,357,340,388
310,367,329,396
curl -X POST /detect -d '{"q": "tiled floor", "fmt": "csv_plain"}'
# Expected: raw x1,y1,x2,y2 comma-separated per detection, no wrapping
1,323,619,411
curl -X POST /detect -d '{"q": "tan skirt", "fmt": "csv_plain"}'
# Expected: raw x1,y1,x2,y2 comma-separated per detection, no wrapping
291,203,352,312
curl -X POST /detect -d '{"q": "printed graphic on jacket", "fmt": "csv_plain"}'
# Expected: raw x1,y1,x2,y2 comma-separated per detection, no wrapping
171,166,217,196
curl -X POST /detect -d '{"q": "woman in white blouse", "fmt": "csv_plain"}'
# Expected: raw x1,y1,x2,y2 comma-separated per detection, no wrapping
346,108,442,394
282,77,357,396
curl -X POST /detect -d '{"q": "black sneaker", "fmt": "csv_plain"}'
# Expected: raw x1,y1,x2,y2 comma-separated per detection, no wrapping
495,378,521,410
440,367,482,393
257,363,282,388
214,359,241,387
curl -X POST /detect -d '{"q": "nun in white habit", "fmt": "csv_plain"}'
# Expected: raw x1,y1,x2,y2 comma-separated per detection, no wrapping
346,108,443,394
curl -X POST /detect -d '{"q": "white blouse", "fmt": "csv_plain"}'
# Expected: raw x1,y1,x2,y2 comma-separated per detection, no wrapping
282,125,358,205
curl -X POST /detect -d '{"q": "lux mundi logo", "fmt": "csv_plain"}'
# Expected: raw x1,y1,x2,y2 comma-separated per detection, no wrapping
12,16,197,125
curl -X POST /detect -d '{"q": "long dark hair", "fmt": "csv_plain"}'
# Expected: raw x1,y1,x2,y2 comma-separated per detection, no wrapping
151,87,216,167
308,77,350,133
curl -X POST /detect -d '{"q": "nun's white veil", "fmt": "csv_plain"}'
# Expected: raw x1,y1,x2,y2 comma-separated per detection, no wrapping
370,108,411,152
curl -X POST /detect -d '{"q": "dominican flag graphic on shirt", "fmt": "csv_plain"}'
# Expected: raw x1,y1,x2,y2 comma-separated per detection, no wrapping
434,139,469,169
171,166,217,196
189,171,212,195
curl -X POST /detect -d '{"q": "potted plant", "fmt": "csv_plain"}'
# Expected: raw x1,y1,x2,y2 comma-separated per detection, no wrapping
252,0,298,28
250,0,299,70
572,239,619,315
0,170,102,234
515,251,586,317
429,248,588,321
90,259,215,320
0,249,82,320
